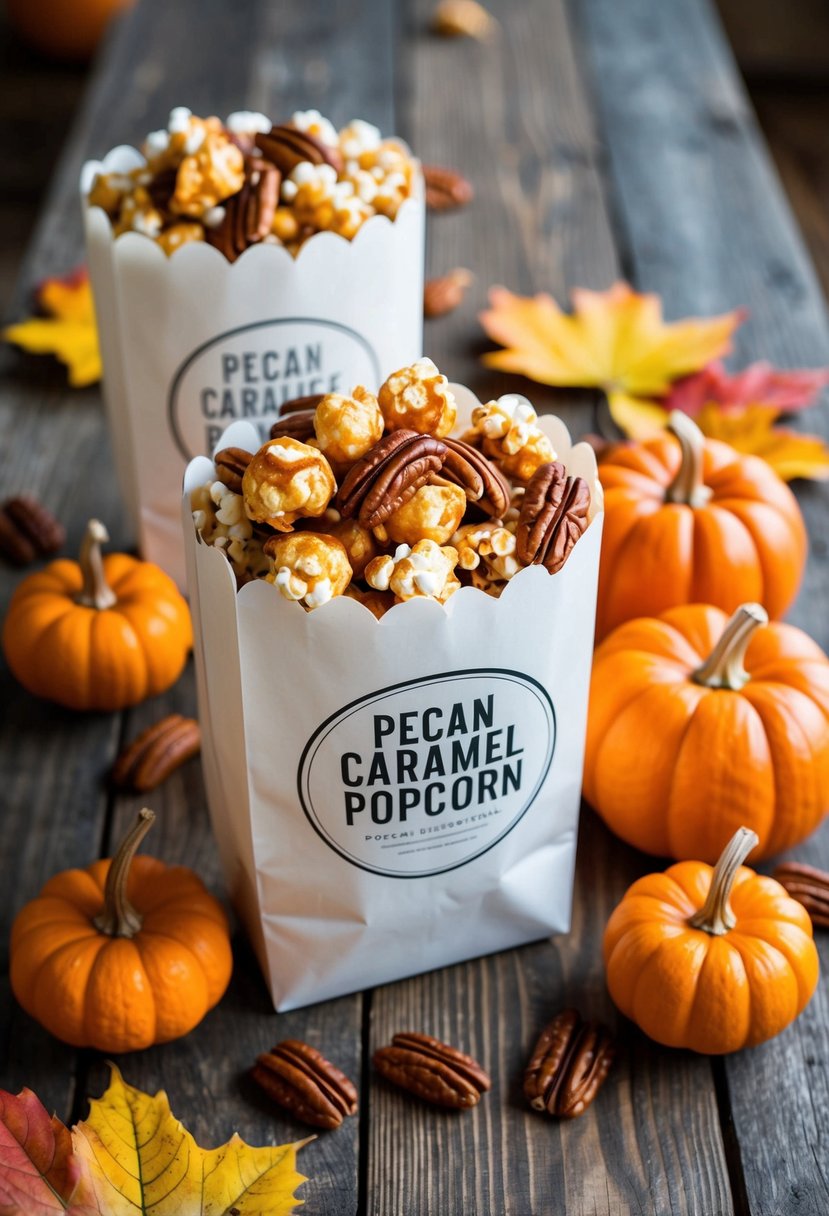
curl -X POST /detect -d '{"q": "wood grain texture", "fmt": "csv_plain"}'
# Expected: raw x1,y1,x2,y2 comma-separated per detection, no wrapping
365,2,734,1214
577,0,829,1211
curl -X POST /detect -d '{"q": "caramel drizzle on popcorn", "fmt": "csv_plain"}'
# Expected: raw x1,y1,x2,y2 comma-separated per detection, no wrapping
87,107,419,259
191,361,593,611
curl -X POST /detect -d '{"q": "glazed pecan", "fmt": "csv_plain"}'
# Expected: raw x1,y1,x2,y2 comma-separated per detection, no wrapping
0,496,65,566
440,436,511,517
112,714,201,792
207,157,280,262
258,124,342,175
373,1032,490,1109
515,461,590,574
524,1009,614,1119
252,1040,358,1129
214,446,253,494
423,164,474,212
773,862,829,927
269,409,317,442
424,269,473,318
336,430,448,528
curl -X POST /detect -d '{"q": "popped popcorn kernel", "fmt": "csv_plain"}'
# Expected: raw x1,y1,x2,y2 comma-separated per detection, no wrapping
365,539,460,603
453,520,522,584
242,437,336,530
265,531,352,609
472,394,557,483
378,358,457,438
379,480,467,547
292,109,340,150
314,386,384,466
156,222,205,255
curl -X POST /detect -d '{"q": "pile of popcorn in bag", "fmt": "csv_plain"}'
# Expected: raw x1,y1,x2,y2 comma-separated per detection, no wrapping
86,106,419,258
191,358,592,615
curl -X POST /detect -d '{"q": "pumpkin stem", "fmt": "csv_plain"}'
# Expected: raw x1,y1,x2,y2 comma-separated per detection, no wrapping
93,808,155,938
689,826,759,935
76,519,117,610
692,603,768,691
664,411,713,508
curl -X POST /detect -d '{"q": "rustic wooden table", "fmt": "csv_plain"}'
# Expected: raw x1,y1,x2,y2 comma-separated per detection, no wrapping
2,0,828,1212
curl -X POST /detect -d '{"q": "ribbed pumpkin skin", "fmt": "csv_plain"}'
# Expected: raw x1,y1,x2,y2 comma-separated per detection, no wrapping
10,856,232,1052
584,605,829,861
603,861,819,1053
596,436,806,641
2,553,192,711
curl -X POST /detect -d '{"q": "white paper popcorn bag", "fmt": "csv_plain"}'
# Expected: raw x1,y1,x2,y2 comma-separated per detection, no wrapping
182,392,603,1011
82,117,425,588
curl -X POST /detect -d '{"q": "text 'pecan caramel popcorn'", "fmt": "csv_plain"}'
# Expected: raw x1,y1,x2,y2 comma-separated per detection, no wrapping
523,1009,615,1119
365,540,460,603
378,358,458,439
313,386,384,466
242,437,336,530
471,393,557,482
264,532,352,610
378,479,467,547
373,1032,491,1109
252,1039,358,1129
88,107,419,259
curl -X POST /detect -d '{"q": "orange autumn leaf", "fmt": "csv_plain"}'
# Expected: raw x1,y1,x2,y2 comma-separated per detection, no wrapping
3,267,101,388
695,402,829,481
480,282,742,436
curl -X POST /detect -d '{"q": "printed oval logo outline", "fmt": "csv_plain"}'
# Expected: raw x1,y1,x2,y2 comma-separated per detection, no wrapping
167,316,382,460
297,667,556,879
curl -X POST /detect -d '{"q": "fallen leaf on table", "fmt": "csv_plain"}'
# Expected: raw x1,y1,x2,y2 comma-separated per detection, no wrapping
667,358,829,415
480,282,743,437
72,1065,309,1215
695,402,829,481
3,267,101,388
0,1087,99,1215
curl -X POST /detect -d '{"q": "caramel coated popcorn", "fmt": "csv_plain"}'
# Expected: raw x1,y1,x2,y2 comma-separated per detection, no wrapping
87,106,420,259
378,359,457,438
192,360,592,607
242,437,336,529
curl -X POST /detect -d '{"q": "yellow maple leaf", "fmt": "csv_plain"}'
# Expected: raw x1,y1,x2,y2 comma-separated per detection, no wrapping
3,268,101,388
71,1065,309,1216
480,282,742,435
695,402,829,481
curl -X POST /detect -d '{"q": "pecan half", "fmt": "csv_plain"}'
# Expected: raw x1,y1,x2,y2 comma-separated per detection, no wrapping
423,164,474,212
373,1032,490,1109
432,0,495,39
516,461,590,574
0,496,65,566
269,409,317,442
258,124,342,175
440,436,511,517
424,269,473,318
112,714,201,792
214,447,253,494
524,1009,614,1118
773,862,829,927
336,430,448,528
252,1040,358,1129
207,157,280,262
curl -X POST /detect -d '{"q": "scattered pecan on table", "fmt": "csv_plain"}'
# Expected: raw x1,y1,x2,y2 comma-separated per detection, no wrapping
0,496,65,566
773,862,829,928
252,1040,358,1129
373,1031,491,1109
424,269,473,318
422,164,474,212
112,714,201,793
523,1008,615,1118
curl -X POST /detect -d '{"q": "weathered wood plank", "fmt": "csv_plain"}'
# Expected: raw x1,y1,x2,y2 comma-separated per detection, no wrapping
577,0,829,1212
365,2,735,1214
1,0,397,1210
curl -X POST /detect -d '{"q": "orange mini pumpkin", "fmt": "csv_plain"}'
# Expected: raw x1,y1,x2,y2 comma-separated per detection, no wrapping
10,809,233,1053
2,519,191,711
604,827,819,1053
596,412,806,641
584,602,829,861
